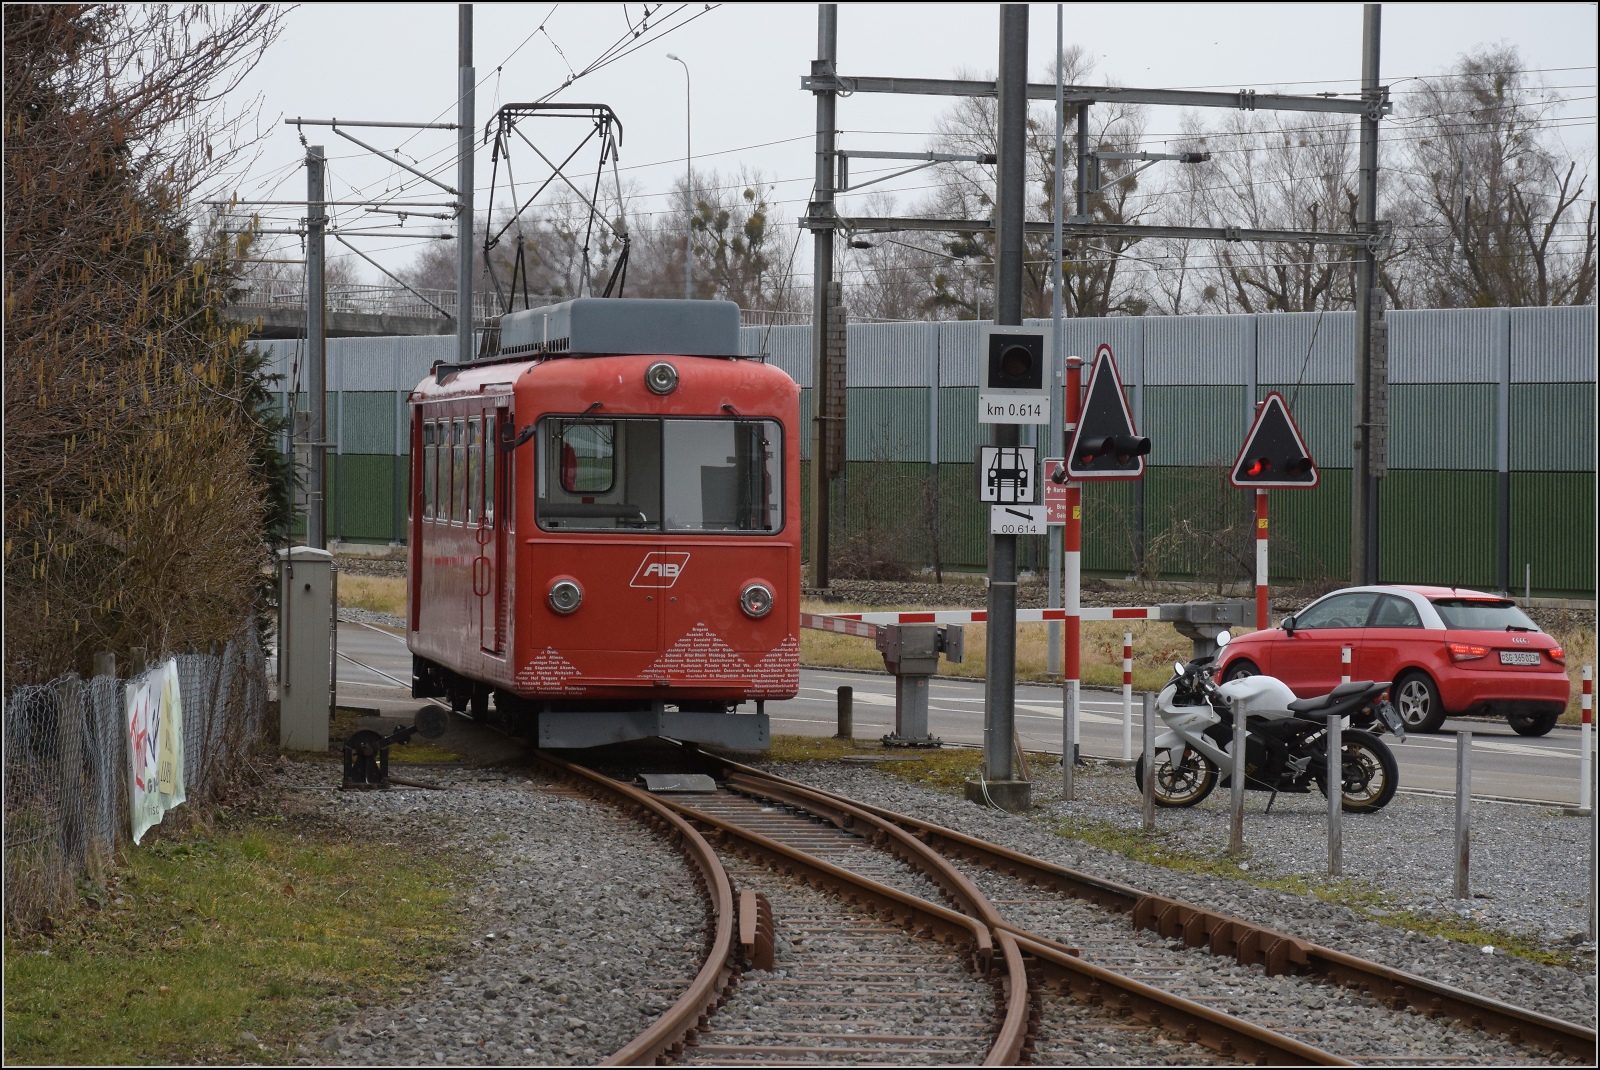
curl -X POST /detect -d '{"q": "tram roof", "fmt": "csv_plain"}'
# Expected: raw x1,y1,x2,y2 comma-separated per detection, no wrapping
499,298,741,359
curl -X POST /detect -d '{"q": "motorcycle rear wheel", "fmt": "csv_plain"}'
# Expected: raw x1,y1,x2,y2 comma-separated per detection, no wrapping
1135,749,1219,807
1313,729,1399,812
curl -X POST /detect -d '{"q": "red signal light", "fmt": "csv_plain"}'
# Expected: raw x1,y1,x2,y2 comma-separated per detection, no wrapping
1246,457,1270,478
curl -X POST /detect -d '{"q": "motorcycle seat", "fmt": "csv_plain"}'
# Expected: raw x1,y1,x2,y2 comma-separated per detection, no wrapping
1287,680,1375,714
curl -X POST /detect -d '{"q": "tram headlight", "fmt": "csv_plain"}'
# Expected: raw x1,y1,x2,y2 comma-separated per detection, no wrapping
740,582,774,619
548,579,583,614
645,361,679,395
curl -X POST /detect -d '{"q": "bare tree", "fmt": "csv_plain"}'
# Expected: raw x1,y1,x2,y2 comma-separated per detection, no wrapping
1397,44,1595,307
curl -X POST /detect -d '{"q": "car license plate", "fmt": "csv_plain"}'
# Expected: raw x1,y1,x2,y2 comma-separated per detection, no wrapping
1499,650,1541,666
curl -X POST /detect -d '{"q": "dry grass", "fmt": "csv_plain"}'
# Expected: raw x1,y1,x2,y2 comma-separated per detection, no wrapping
338,575,406,617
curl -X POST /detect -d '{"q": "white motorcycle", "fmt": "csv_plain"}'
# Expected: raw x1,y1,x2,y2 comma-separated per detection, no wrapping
1134,631,1405,812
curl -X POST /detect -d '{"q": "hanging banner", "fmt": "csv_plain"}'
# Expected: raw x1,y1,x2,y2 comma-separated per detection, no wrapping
126,658,186,844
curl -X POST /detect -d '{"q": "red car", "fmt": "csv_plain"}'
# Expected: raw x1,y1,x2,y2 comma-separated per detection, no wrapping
1215,585,1570,736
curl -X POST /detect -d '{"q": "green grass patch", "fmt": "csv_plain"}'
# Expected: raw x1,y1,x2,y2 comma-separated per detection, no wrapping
1050,813,1572,968
4,817,466,1065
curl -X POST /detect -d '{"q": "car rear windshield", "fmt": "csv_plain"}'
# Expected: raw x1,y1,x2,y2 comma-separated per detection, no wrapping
1430,598,1540,632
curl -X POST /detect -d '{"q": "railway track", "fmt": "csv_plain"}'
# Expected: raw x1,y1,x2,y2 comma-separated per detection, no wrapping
528,746,1594,1065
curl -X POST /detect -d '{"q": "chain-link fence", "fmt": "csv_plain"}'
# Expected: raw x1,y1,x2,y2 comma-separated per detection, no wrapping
3,624,270,931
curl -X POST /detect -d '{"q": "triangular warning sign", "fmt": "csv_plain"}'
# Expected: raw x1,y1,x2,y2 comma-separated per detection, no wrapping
1230,392,1319,488
1065,344,1149,480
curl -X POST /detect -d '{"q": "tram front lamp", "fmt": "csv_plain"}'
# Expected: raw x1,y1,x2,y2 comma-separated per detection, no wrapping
645,361,679,395
740,582,774,619
548,579,583,614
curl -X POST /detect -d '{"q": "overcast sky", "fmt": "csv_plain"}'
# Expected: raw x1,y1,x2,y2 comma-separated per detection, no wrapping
218,2,1598,284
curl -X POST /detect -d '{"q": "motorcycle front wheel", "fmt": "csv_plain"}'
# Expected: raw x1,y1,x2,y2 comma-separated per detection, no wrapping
1134,748,1219,807
1313,729,1399,812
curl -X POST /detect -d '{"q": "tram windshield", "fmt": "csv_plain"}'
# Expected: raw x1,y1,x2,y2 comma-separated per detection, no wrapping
535,416,781,533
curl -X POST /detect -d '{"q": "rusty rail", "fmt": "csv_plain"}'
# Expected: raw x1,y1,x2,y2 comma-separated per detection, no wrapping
527,752,739,1067
722,757,1597,1065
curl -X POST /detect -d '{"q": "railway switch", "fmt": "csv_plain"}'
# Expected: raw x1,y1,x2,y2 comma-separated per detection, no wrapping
341,705,449,790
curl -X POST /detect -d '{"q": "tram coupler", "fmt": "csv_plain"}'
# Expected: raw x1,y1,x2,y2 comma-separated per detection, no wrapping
877,624,962,748
341,705,450,789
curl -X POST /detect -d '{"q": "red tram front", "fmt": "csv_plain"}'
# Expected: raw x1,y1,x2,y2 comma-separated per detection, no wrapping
406,298,798,748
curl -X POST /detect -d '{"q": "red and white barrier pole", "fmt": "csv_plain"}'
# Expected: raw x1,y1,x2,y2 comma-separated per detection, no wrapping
1581,665,1592,812
1122,631,1133,760
1063,356,1083,797
1255,489,1269,631
1341,646,1352,685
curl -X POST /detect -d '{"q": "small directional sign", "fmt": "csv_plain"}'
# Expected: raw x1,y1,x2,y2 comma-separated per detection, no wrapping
977,445,1036,504
1042,458,1067,524
1230,391,1319,488
1065,344,1150,480
991,504,1047,535
978,392,1050,425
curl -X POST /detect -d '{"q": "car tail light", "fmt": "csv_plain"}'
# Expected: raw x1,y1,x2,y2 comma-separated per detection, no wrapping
1448,643,1488,662
1549,646,1565,662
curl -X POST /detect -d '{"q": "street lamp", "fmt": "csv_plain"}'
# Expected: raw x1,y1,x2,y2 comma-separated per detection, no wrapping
666,52,692,300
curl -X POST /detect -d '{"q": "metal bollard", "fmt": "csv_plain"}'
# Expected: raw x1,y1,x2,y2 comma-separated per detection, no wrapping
1141,691,1156,833
1121,632,1133,761
1327,710,1343,877
1228,695,1246,856
1580,665,1592,812
1340,645,1351,684
1063,684,1078,801
1454,730,1472,899
834,685,853,740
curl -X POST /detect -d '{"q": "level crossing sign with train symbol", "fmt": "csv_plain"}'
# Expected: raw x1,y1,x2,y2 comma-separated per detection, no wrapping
977,445,1037,505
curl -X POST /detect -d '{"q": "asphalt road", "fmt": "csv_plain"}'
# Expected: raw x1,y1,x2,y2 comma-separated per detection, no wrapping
332,621,1592,808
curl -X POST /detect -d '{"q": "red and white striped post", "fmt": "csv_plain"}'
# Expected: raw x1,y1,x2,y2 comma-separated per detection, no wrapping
1341,646,1352,684
1062,356,1083,798
1581,665,1592,812
1255,489,1269,631
1122,631,1134,760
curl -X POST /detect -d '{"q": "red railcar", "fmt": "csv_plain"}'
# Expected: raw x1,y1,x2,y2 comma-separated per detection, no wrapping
406,299,797,748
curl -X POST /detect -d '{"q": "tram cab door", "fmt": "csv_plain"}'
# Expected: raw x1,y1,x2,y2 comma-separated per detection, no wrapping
475,410,507,655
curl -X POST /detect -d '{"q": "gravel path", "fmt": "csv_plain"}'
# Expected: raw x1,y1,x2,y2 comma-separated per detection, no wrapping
766,760,1597,1030
285,763,707,1065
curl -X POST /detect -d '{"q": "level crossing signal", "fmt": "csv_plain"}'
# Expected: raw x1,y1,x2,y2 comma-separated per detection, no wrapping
1064,345,1150,480
1230,392,1318,488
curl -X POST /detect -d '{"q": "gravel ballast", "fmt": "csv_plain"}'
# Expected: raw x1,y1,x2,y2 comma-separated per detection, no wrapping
766,759,1596,1031
286,762,707,1066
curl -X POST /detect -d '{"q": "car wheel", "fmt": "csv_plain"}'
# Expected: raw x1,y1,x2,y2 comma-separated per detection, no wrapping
1392,672,1446,733
1223,659,1260,682
1507,710,1560,737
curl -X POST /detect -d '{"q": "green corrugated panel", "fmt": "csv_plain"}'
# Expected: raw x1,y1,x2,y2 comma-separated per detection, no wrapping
1264,469,1350,584
330,455,397,543
939,388,984,463
1378,471,1498,588
1145,386,1249,466
1510,473,1596,597
1388,384,1495,470
1510,385,1596,472
1142,467,1256,584
1081,480,1137,575
1257,384,1352,469
847,388,929,463
840,461,936,568
937,463,987,570
340,391,397,455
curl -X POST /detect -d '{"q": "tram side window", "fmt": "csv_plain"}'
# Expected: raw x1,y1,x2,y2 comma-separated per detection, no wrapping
467,417,483,525
452,417,467,523
484,414,497,525
422,421,436,519
536,417,661,530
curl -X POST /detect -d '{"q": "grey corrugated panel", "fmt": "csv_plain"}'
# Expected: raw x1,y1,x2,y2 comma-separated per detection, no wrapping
1040,316,1146,385
1145,385,1249,466
1387,384,1496,470
398,335,452,391
340,392,398,455
1257,383,1353,469
338,337,404,392
937,320,987,386
1387,308,1507,385
848,321,937,387
797,387,812,462
1255,310,1356,384
1144,314,1253,386
847,388,929,463
939,387,985,462
1510,305,1596,383
740,324,811,385
1510,384,1596,472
